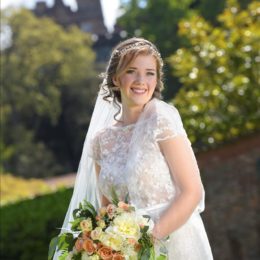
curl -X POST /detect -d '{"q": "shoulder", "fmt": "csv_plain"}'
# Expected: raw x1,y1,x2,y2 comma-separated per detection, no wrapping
145,98,183,126
146,98,187,141
92,126,114,140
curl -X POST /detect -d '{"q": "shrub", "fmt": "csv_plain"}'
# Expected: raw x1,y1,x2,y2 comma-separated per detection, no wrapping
0,188,73,260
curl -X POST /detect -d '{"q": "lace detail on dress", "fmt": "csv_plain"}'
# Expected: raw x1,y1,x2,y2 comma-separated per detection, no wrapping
152,101,191,146
89,98,203,212
88,134,101,164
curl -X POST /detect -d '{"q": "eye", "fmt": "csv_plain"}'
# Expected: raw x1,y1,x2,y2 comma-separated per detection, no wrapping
126,69,135,74
147,71,155,76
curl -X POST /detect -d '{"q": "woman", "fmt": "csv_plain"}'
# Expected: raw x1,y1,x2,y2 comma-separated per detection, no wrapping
56,37,213,259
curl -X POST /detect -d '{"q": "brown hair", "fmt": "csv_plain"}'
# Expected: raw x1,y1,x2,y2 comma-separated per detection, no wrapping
100,37,164,120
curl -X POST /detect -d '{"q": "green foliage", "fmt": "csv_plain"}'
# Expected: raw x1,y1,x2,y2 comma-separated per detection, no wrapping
57,232,75,252
111,185,120,205
118,0,195,57
70,199,97,231
1,9,98,177
117,0,255,99
0,173,51,205
169,0,260,150
0,188,73,260
48,236,59,260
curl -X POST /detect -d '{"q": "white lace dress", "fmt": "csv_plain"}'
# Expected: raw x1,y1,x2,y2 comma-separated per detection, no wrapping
89,98,213,259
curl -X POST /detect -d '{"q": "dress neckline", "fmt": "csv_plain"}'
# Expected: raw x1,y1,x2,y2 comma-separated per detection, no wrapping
111,122,136,129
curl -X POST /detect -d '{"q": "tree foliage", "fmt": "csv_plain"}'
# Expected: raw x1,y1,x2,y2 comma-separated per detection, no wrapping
169,0,260,150
117,0,255,98
1,9,98,177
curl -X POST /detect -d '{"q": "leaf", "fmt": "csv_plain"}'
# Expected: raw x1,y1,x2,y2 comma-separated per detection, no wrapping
111,186,119,205
57,233,74,251
143,215,151,220
73,208,80,219
82,200,97,217
141,225,149,233
149,246,155,260
59,251,69,260
140,247,151,260
72,252,82,260
48,236,58,260
124,192,130,203
70,217,85,231
156,255,167,260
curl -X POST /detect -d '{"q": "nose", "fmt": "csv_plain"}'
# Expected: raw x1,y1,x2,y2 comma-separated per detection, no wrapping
135,73,145,85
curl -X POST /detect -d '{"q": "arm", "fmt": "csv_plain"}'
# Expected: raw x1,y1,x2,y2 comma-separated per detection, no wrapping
94,162,111,207
152,135,203,239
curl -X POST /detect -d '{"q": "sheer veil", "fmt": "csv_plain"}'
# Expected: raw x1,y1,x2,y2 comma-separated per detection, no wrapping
53,83,118,259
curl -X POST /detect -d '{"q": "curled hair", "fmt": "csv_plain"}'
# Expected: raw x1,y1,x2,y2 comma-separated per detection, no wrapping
100,37,164,121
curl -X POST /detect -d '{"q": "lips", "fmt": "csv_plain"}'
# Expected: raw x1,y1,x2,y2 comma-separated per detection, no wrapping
131,88,147,94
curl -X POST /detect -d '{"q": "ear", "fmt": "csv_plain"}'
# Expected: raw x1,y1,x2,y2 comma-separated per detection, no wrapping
112,75,119,87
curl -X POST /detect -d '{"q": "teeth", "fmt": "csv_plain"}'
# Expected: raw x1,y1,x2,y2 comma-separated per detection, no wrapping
132,88,146,94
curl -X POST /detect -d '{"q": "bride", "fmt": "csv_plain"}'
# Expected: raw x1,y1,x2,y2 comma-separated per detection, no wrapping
54,37,213,259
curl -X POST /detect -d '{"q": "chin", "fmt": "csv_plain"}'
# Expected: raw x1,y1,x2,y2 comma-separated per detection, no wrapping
130,96,152,107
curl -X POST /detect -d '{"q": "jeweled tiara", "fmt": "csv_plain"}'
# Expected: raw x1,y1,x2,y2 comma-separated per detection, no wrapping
113,41,163,63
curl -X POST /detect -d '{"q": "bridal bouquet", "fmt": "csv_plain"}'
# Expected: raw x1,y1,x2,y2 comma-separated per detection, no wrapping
49,194,167,260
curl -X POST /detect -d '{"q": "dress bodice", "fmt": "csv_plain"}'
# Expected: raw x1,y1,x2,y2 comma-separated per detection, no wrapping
89,98,205,212
93,124,177,209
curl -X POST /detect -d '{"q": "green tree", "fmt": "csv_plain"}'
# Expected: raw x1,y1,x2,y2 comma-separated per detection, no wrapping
117,0,254,99
118,0,196,98
1,9,98,177
169,0,260,151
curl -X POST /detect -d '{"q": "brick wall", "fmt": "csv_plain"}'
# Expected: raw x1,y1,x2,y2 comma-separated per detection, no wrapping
197,133,260,260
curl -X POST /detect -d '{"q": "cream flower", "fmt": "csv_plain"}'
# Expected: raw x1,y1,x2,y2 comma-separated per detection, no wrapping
97,219,106,229
89,254,100,260
81,251,90,260
91,227,103,240
82,251,100,260
80,218,93,232
100,232,124,251
112,212,140,240
65,252,74,260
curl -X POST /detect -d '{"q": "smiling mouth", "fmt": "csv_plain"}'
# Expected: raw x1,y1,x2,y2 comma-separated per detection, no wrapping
131,88,147,94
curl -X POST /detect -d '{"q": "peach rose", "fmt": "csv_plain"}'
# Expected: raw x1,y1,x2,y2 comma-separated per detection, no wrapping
99,207,107,217
134,243,141,252
95,215,101,221
97,219,106,229
106,204,117,219
82,238,97,255
98,245,113,260
91,227,103,240
82,230,91,239
80,218,93,232
112,252,125,260
117,201,130,211
127,238,137,245
75,238,84,252
96,242,104,250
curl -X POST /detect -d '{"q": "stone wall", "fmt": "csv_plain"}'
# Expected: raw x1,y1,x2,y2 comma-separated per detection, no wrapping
197,133,260,260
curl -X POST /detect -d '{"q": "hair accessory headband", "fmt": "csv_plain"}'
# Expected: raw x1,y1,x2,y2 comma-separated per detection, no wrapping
113,41,163,65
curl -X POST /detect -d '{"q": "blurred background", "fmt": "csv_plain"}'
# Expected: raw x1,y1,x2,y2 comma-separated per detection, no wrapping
0,0,259,259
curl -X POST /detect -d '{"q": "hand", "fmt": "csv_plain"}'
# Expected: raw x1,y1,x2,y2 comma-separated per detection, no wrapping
152,224,162,240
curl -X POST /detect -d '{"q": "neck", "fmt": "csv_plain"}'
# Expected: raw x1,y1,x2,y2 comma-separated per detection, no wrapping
120,103,144,126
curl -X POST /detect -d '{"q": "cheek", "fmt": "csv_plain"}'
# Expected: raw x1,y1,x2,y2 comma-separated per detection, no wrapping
118,75,132,87
149,78,157,90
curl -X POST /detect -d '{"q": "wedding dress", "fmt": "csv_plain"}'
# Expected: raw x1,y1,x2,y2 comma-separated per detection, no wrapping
88,98,213,259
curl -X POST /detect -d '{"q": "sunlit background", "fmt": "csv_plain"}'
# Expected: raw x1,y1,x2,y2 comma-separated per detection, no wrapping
1,0,259,259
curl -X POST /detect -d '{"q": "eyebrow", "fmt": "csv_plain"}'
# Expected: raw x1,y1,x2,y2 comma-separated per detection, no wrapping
128,66,156,71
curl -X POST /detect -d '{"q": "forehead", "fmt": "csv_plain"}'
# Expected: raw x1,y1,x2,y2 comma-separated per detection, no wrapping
127,54,157,68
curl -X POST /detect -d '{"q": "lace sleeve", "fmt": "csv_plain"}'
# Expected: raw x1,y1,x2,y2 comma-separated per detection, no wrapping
154,102,190,144
88,133,101,164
